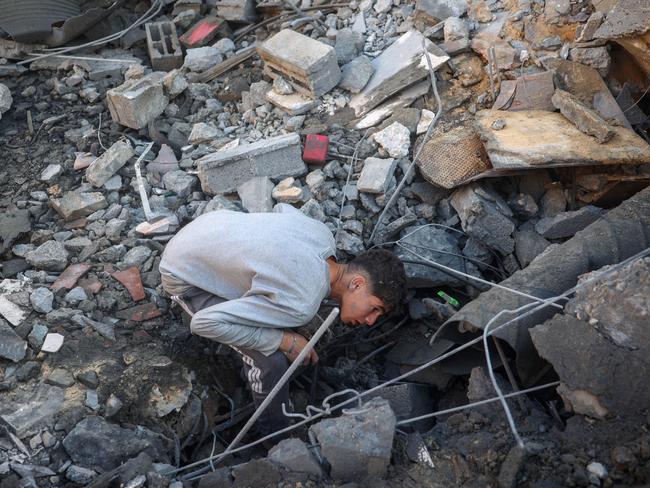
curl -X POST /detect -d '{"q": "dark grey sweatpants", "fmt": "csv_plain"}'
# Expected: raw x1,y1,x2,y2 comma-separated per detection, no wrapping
161,275,291,437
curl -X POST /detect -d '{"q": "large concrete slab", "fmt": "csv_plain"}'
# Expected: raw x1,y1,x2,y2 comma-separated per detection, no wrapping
197,133,306,194
475,109,650,168
350,30,449,117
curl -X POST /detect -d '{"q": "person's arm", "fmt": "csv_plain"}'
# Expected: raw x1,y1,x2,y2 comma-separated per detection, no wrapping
190,294,318,363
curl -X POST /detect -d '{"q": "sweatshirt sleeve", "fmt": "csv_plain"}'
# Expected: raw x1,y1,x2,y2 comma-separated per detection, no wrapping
189,292,311,356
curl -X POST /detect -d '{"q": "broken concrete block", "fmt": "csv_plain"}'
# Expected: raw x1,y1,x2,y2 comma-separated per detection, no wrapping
535,206,604,239
350,30,449,117
339,55,374,93
237,177,274,213
551,89,615,143
107,76,168,129
197,133,306,194
25,241,69,272
272,177,304,203
372,122,411,158
335,28,365,65
514,229,550,268
41,333,64,353
0,83,12,118
86,140,134,188
450,183,515,254
258,29,342,98
395,225,464,287
215,0,257,23
179,16,230,48
183,46,223,72
367,383,433,430
357,157,397,194
474,110,650,168
51,192,108,221
188,122,220,145
0,319,27,362
145,22,183,71
266,90,316,116
309,397,396,482
531,286,650,418
568,46,611,77
0,384,65,437
268,438,322,477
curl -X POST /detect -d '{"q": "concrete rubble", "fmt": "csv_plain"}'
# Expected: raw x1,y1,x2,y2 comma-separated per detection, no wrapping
0,0,649,486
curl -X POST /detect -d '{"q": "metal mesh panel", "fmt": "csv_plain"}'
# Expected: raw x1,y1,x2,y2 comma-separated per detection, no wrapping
416,126,492,189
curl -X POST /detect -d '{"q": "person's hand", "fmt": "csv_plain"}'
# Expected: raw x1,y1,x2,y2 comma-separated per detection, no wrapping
279,331,318,366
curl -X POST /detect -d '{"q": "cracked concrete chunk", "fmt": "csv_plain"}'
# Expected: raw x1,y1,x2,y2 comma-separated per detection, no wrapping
51,192,108,221
197,133,306,195
86,140,135,188
0,318,27,362
534,206,604,239
531,258,650,417
451,183,515,254
551,89,615,143
25,240,69,272
310,397,396,482
350,30,449,117
0,384,65,437
373,122,411,158
357,157,397,194
339,55,374,93
107,75,169,129
63,416,169,471
268,438,322,477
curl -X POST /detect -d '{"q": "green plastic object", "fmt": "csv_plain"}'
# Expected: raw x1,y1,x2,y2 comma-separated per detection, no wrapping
437,291,460,308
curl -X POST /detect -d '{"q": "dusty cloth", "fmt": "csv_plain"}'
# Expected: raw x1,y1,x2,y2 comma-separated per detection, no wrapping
159,204,336,355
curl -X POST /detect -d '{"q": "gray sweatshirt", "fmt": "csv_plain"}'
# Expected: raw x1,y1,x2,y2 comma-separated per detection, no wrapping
159,204,336,355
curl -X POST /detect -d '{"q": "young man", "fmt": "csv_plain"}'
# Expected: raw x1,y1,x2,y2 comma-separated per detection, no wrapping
159,204,406,436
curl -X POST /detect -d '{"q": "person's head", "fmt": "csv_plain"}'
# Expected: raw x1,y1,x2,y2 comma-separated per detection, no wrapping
339,249,406,327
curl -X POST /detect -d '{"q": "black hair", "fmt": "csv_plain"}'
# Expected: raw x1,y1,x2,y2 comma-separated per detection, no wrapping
348,249,407,312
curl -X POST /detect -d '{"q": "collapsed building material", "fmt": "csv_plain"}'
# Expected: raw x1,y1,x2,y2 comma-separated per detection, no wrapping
551,89,615,143
593,0,650,77
266,91,316,116
106,75,169,130
531,257,650,418
196,133,306,194
416,125,491,189
258,29,342,98
356,157,397,194
542,59,632,128
475,110,650,168
439,186,650,383
145,22,183,72
415,0,468,24
309,398,396,482
215,0,257,23
350,30,449,117
354,81,430,130
492,71,555,112
86,140,135,188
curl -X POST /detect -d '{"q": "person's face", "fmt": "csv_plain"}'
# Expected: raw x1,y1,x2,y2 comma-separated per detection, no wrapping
339,275,386,327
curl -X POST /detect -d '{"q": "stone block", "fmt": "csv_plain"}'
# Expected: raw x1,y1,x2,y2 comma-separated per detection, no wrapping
357,157,397,194
51,192,108,221
534,206,604,239
237,176,274,213
268,438,322,477
339,55,374,93
367,383,433,431
215,0,257,23
145,22,183,71
0,319,27,362
258,29,342,97
183,46,223,72
86,140,134,188
415,0,468,22
197,133,306,194
551,89,614,143
266,90,316,116
309,397,396,482
373,122,411,158
350,30,449,116
107,75,168,129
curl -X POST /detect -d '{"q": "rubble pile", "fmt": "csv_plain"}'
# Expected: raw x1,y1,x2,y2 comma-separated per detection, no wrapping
0,0,649,486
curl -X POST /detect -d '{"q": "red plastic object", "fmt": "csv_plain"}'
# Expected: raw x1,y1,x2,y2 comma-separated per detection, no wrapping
180,16,230,48
303,134,329,165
